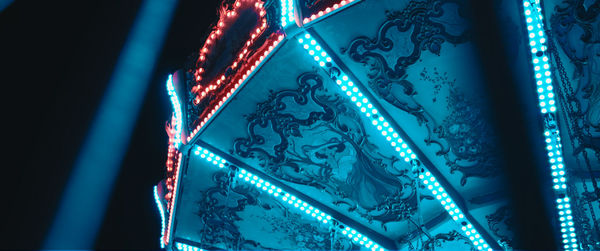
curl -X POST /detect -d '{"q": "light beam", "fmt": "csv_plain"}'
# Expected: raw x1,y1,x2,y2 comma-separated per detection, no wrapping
44,0,178,248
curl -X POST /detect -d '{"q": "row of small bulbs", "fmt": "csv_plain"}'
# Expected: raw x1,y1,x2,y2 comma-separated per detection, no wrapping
194,146,385,251
164,145,180,202
187,0,364,144
297,33,418,163
420,171,491,251
186,35,285,144
556,197,578,250
297,32,493,251
166,9,283,245
523,0,557,114
164,74,184,245
175,242,203,251
302,0,356,25
153,186,167,249
522,1,579,250
280,0,294,27
165,152,182,246
166,74,183,147
192,0,268,105
544,130,567,190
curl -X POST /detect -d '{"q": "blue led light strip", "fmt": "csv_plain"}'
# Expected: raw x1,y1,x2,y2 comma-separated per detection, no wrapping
194,145,386,251
280,0,294,27
523,1,556,114
522,1,579,250
176,242,204,251
296,32,492,251
301,0,360,26
153,186,167,249
166,74,183,148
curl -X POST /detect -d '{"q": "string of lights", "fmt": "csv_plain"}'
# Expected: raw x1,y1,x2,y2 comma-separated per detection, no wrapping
163,74,185,246
522,1,578,250
163,152,182,246
192,0,268,106
161,1,287,247
301,0,359,26
194,145,386,251
166,74,183,148
153,186,167,248
155,0,562,249
296,32,493,251
280,0,294,27
175,242,204,251
185,34,284,143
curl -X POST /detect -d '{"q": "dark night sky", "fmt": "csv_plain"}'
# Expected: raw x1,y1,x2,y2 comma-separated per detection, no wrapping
0,0,220,249
0,0,559,250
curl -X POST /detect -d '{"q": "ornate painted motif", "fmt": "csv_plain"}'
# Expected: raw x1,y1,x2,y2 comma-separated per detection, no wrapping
233,72,424,229
343,0,468,124
485,206,514,248
194,168,356,250
550,0,600,154
419,67,499,184
549,0,600,248
418,67,455,104
422,230,474,251
342,0,501,185
395,228,475,250
184,0,283,135
194,170,259,249
435,89,499,185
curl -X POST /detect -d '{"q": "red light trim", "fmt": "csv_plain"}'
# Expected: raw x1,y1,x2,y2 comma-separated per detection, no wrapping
162,0,287,247
192,0,268,105
162,115,183,246
186,34,285,143
163,151,181,245
302,0,357,25
186,0,288,143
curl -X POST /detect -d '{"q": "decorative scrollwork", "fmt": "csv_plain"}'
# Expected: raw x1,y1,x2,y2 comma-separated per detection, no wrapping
233,72,424,228
195,170,265,249
434,90,500,185
343,1,501,185
485,206,514,249
551,0,600,152
195,169,353,250
184,0,283,133
422,230,474,251
550,1,600,247
343,0,468,125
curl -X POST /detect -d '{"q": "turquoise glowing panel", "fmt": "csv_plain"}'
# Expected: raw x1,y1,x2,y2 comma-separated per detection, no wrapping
194,146,386,251
296,32,493,251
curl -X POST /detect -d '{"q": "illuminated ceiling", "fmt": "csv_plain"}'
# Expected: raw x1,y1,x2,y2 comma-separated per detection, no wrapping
155,0,600,250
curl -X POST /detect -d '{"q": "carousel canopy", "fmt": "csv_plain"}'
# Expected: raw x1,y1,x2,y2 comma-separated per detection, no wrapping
155,0,600,250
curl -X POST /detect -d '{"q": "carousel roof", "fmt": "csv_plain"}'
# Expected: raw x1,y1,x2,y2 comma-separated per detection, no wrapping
155,0,600,250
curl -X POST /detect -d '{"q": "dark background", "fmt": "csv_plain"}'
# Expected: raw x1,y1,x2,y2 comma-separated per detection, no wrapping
0,0,220,249
0,0,556,250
